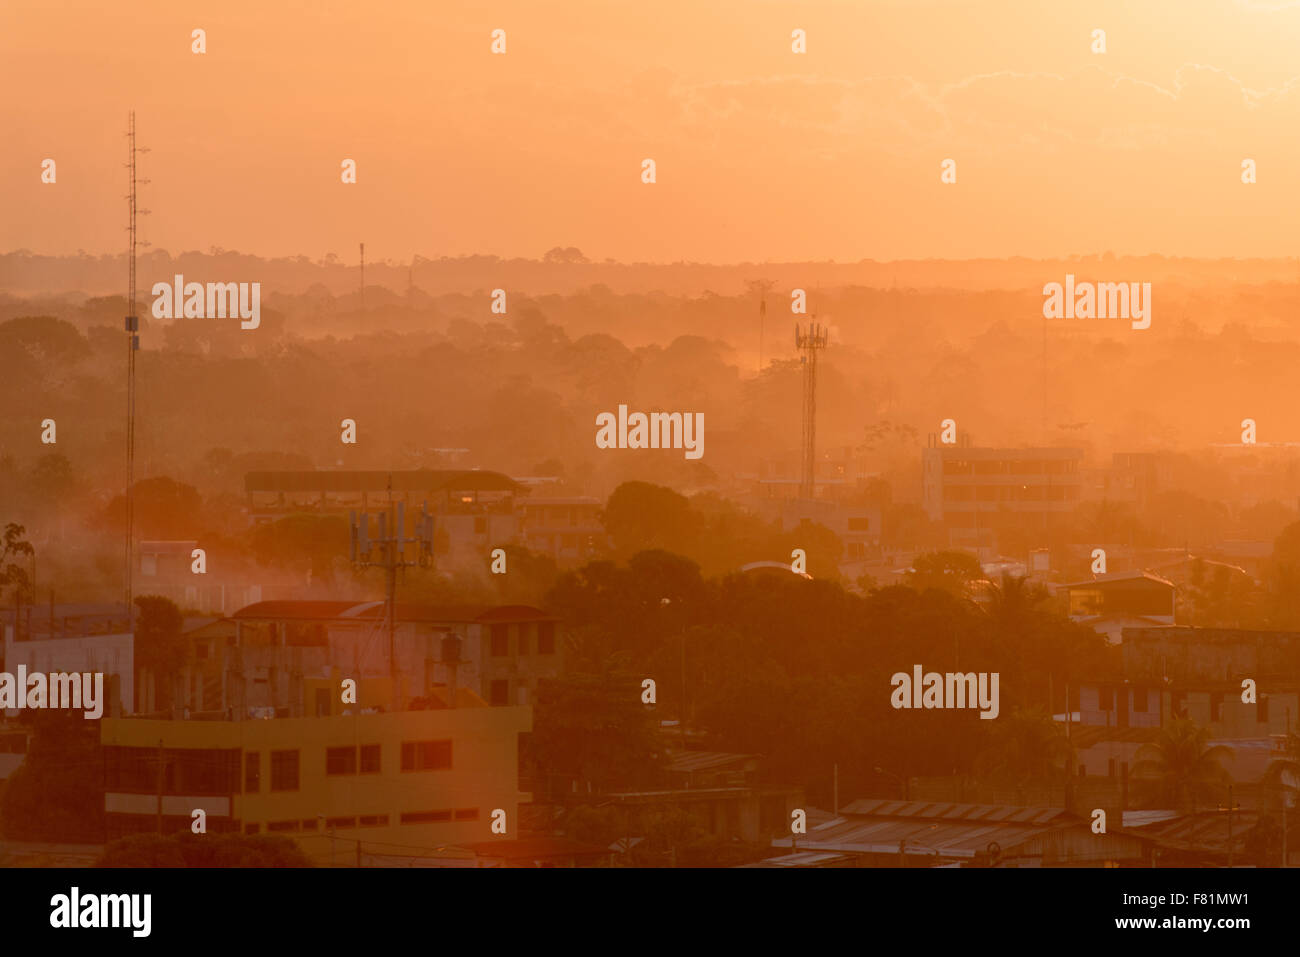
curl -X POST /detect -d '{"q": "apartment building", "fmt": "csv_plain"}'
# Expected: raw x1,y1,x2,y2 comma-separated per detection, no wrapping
921,444,1084,538
101,704,530,865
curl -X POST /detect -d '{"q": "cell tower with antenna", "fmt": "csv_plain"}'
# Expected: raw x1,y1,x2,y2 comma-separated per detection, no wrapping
123,111,150,622
349,491,436,711
795,320,828,500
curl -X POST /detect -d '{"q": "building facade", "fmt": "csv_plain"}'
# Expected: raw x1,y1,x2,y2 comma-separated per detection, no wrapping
921,445,1084,538
101,704,531,864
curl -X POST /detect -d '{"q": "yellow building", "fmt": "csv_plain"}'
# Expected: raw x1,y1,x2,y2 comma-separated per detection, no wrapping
101,699,531,865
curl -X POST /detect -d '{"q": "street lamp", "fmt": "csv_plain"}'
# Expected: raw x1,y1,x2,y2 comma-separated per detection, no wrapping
875,766,910,801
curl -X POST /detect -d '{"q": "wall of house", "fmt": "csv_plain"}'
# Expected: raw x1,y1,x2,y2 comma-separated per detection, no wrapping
101,705,531,863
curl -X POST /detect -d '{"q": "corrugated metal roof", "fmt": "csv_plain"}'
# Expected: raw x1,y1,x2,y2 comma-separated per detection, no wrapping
775,812,1067,858
743,851,851,868
1061,570,1176,589
244,469,519,494
1068,726,1161,748
1128,811,1258,855
837,799,1065,826
1122,809,1181,828
231,601,554,623
665,751,754,773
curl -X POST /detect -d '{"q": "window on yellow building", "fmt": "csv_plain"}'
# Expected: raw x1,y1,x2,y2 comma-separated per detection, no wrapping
400,810,452,824
400,740,452,771
326,746,357,775
271,749,299,791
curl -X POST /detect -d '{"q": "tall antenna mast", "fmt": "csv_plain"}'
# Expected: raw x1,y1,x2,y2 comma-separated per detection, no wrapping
795,320,828,500
349,497,435,712
359,242,365,313
750,278,775,374
124,111,149,622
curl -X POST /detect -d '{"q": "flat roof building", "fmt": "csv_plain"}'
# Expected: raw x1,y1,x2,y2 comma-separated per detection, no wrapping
921,445,1084,543
101,704,531,866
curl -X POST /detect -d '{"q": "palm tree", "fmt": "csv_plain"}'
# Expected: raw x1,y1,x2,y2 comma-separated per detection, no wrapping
976,707,1073,786
1262,730,1300,807
985,573,1048,627
1132,719,1232,812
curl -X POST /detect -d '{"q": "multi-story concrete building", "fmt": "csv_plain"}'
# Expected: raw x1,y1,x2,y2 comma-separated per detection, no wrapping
1,604,133,717
778,499,882,564
100,704,531,864
1071,625,1300,793
518,497,607,565
921,443,1084,542
244,469,521,568
169,600,563,719
136,540,295,615
1080,451,1170,510
1060,570,1177,643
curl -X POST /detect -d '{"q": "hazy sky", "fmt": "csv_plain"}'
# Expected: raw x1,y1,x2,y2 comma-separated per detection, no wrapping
6,0,1300,264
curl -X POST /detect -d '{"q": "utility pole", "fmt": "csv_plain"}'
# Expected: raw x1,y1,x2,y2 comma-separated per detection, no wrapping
1227,788,1233,868
155,738,165,835
1286,707,1293,868
1224,784,1240,868
124,111,149,627
750,278,775,374
680,626,686,749
349,493,435,711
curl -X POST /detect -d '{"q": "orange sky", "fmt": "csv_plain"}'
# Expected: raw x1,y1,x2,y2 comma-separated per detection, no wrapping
5,0,1300,265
